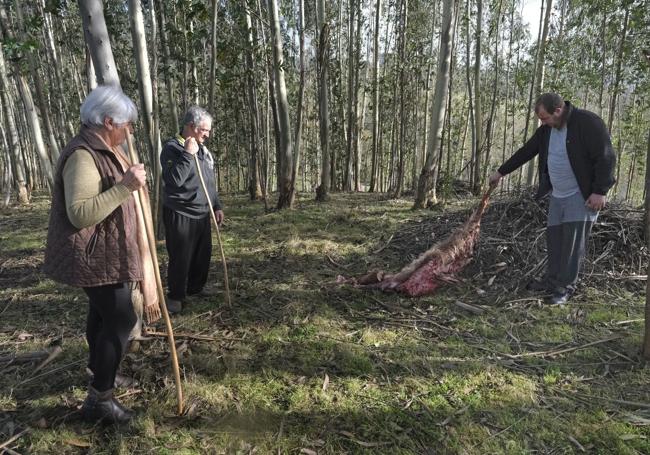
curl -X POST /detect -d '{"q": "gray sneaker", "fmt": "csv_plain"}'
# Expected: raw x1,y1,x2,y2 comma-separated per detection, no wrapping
166,298,182,314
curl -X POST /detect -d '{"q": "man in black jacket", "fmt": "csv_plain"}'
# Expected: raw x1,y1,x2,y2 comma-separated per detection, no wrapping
489,93,616,305
161,106,224,313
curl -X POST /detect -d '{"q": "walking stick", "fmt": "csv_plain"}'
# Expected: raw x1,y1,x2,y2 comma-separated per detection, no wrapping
126,131,184,415
193,153,232,307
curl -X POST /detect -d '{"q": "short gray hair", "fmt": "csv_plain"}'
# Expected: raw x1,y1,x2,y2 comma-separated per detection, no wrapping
80,85,138,127
535,93,564,114
183,105,213,127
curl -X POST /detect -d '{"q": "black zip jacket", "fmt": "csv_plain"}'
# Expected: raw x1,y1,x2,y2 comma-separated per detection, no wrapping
160,137,222,218
497,102,616,200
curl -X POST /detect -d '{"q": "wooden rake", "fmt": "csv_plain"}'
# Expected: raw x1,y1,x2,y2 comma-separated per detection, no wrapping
126,131,184,415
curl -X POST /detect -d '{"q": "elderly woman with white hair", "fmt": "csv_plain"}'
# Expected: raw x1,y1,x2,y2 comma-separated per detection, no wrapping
43,85,152,424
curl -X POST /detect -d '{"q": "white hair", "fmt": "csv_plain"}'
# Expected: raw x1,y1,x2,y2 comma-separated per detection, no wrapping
182,105,212,127
80,85,138,127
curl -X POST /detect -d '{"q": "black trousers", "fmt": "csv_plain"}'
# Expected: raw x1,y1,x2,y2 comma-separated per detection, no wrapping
84,282,137,392
163,206,212,301
544,193,598,293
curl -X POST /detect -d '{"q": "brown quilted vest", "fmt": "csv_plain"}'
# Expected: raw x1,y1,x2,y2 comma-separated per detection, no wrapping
43,127,143,287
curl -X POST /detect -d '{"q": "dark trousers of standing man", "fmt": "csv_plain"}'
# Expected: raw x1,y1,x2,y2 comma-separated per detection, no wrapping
544,193,598,293
84,282,137,392
163,206,212,301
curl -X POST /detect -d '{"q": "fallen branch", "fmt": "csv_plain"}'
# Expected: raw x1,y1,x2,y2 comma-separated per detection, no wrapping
0,351,50,364
452,300,486,315
372,234,394,254
144,330,216,342
326,255,349,269
504,336,622,359
567,392,650,411
18,360,84,386
32,345,63,374
0,428,29,452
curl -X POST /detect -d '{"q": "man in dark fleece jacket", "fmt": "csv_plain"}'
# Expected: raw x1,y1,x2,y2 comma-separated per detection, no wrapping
489,93,616,305
161,106,224,313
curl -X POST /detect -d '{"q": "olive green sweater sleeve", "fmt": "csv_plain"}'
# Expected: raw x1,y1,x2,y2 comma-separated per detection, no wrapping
63,149,133,229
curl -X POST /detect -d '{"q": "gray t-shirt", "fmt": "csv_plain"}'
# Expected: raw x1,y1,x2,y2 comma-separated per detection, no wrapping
547,126,580,198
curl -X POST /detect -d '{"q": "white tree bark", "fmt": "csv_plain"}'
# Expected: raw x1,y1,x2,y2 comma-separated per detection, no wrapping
78,0,120,86
267,0,294,209
0,45,29,204
413,0,457,208
290,0,306,205
244,6,262,200
369,0,381,193
16,76,54,188
128,0,156,160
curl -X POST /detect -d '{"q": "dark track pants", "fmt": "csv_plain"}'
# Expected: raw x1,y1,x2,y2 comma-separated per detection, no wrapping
544,193,598,292
163,206,212,301
84,282,137,392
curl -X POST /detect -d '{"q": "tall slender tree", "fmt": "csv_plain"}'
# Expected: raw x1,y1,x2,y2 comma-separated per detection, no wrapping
414,0,457,208
267,0,294,208
78,0,120,86
315,0,331,201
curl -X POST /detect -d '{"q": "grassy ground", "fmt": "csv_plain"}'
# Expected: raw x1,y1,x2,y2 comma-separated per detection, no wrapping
1,191,649,454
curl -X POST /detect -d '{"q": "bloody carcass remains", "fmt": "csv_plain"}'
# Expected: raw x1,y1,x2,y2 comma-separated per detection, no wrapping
338,187,495,297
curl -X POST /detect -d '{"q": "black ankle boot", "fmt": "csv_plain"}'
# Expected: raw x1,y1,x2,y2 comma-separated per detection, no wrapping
86,368,137,389
81,387,134,424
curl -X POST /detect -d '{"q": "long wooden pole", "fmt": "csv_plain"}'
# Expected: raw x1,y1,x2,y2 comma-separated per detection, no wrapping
193,154,232,307
126,131,184,415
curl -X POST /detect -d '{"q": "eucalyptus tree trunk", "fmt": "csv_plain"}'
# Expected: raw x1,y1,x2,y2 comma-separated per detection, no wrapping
444,9,459,181
254,0,280,194
625,132,640,201
16,76,54,188
3,4,60,164
369,0,381,193
343,0,357,191
470,0,483,193
315,0,331,202
390,0,409,198
78,0,120,86
413,0,457,208
518,0,544,187
525,0,552,186
189,20,200,105
355,41,369,193
291,0,306,204
0,7,52,188
644,129,650,359
85,46,98,91
208,0,219,116
333,0,347,191
243,6,263,201
267,0,294,209
481,0,502,185
500,0,515,190
38,0,69,144
606,6,629,134
421,3,438,174
387,0,407,196
128,0,162,229
597,11,606,118
158,0,179,129
147,0,164,236
1,128,11,207
128,0,155,157
464,0,476,184
0,44,29,204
